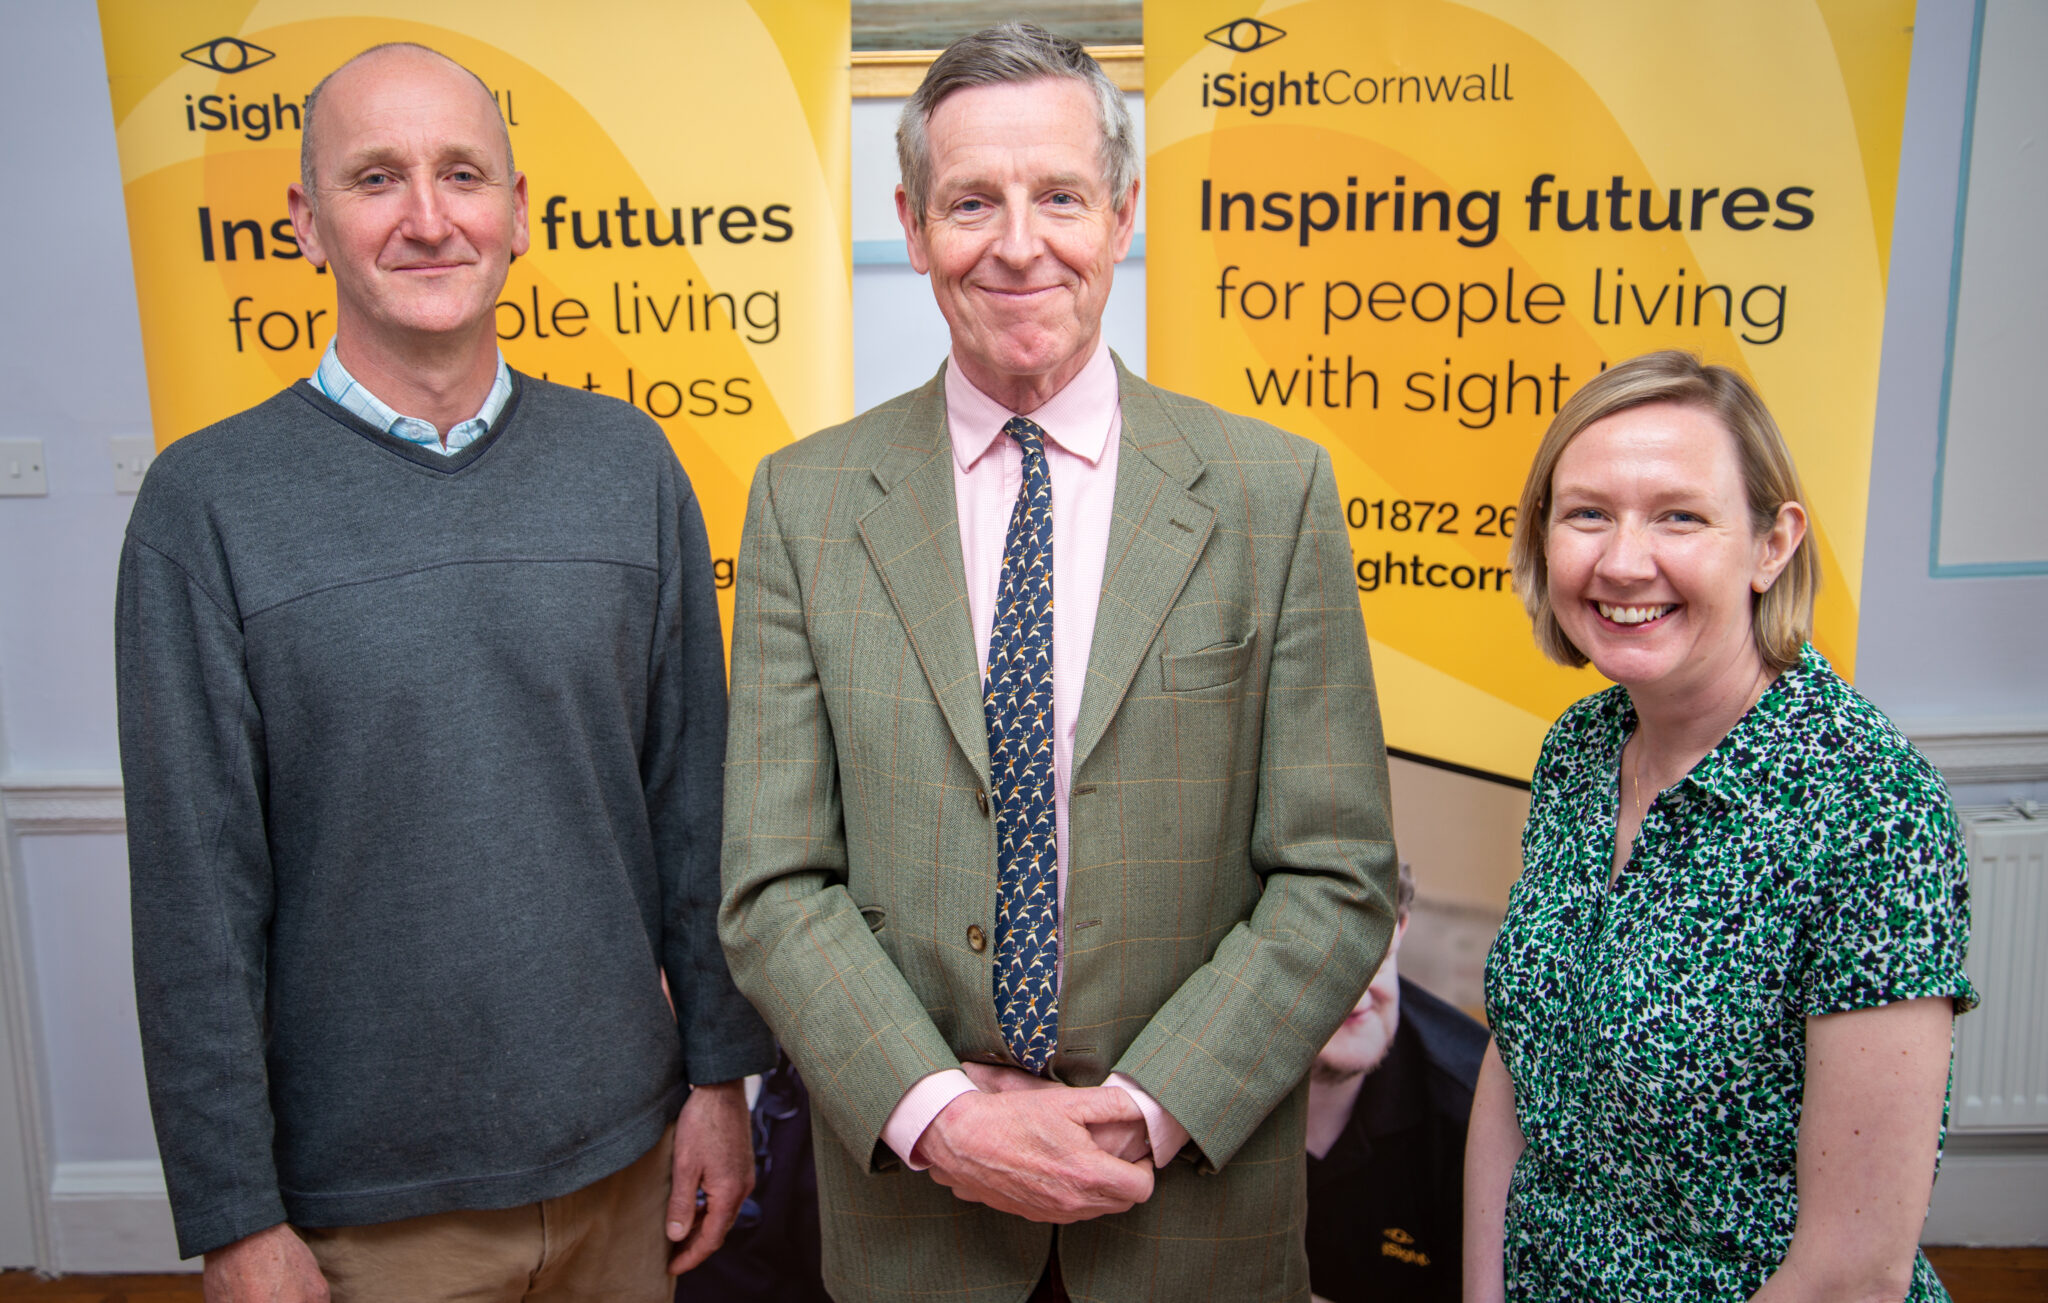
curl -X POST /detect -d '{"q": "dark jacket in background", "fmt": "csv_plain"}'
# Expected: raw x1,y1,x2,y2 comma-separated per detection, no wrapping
1304,977,1488,1303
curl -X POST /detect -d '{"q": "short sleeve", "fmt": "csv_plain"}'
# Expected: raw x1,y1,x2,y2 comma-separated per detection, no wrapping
1797,757,1979,1018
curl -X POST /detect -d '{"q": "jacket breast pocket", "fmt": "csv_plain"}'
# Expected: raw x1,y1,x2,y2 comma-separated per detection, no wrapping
1157,631,1256,693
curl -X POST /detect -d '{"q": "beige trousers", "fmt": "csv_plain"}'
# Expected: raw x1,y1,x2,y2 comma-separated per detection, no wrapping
299,1123,676,1303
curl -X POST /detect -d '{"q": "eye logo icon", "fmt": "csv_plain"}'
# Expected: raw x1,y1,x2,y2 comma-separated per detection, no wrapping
1204,18,1287,53
181,37,275,74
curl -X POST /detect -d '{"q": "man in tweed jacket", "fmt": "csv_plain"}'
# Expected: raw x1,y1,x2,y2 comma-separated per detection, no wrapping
720,25,1397,1303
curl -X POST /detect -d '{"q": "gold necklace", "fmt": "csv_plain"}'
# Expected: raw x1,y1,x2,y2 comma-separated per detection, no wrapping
1630,663,1772,822
1630,741,1641,822
1630,738,1646,823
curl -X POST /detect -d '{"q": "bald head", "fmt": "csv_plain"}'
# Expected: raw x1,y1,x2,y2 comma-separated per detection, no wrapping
283,38,529,371
299,43,512,212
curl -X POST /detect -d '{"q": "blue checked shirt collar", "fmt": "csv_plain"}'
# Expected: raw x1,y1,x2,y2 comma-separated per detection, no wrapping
313,340,512,455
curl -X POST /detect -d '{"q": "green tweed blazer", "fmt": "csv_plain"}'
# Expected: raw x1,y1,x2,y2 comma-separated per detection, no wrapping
720,358,1398,1303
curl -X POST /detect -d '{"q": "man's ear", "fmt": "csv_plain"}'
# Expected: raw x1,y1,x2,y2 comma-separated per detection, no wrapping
509,171,531,260
1111,178,1140,262
287,182,325,269
894,184,931,275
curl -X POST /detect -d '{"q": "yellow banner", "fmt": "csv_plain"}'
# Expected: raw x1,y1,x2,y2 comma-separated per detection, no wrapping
1145,0,1912,779
99,0,852,636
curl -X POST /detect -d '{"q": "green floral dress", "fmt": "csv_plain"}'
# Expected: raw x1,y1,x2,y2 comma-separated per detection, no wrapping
1485,646,1978,1301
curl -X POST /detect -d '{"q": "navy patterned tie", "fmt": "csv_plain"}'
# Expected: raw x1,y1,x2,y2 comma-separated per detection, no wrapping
986,415,1059,1074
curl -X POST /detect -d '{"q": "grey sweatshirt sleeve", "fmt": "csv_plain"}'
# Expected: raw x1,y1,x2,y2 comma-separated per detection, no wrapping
647,460,776,1084
116,514,287,1258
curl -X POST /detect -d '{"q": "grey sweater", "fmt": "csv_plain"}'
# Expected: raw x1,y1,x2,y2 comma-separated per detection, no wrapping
117,376,774,1259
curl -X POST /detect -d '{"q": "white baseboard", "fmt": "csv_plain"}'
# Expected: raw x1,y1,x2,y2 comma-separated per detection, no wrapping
1922,1141,2048,1246
29,1121,2048,1263
48,1160,192,1273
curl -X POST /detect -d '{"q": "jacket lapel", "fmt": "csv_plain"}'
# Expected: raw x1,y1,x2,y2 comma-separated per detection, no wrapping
1072,360,1216,775
857,370,991,783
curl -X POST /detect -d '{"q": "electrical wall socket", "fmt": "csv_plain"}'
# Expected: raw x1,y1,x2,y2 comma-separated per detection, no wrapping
0,440,48,497
112,435,156,494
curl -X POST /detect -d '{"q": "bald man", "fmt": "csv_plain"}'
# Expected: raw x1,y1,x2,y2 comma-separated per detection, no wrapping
117,44,771,1303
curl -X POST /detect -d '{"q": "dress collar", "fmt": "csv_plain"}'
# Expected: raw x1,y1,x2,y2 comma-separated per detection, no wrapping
1612,644,1826,808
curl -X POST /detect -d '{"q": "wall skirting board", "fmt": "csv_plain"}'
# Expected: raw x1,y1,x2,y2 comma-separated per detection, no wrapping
24,1143,2048,1270
1924,1136,2048,1246
47,1161,190,1273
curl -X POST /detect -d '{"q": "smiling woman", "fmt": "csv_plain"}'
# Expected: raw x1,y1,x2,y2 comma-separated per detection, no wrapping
1509,353,1817,689
1464,352,1980,1303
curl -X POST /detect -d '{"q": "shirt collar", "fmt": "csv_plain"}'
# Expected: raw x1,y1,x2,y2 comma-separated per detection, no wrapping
945,341,1119,472
313,339,513,453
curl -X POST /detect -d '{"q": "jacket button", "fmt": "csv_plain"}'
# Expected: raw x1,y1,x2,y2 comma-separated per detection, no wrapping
976,789,990,816
966,924,987,952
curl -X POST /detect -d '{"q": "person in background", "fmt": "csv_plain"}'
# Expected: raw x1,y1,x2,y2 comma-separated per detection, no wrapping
117,42,772,1303
1464,350,1977,1302
1305,860,1487,1303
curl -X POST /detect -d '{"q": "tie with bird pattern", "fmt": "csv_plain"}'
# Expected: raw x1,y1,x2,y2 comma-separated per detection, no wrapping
985,414,1059,1074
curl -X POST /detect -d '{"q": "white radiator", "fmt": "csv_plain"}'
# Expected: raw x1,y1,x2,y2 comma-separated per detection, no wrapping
1951,807,2048,1133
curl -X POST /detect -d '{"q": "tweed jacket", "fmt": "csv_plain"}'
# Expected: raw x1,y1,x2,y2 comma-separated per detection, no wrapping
720,358,1398,1303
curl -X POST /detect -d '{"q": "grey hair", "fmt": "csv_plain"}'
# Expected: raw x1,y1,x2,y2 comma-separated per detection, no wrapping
299,42,513,211
895,23,1137,224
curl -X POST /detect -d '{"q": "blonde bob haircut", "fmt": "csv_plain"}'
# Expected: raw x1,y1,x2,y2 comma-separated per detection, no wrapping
1509,350,1817,674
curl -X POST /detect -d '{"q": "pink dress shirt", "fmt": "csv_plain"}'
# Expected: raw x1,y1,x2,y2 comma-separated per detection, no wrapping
878,344,1191,1170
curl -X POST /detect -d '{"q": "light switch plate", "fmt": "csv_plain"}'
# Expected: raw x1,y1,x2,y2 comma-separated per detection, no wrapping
112,435,156,494
0,439,48,497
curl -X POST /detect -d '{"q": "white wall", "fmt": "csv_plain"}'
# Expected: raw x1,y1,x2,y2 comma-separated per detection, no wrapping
0,0,164,1272
1857,0,2048,813
1873,8,2048,1241
1926,0,2048,574
0,0,2038,1271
